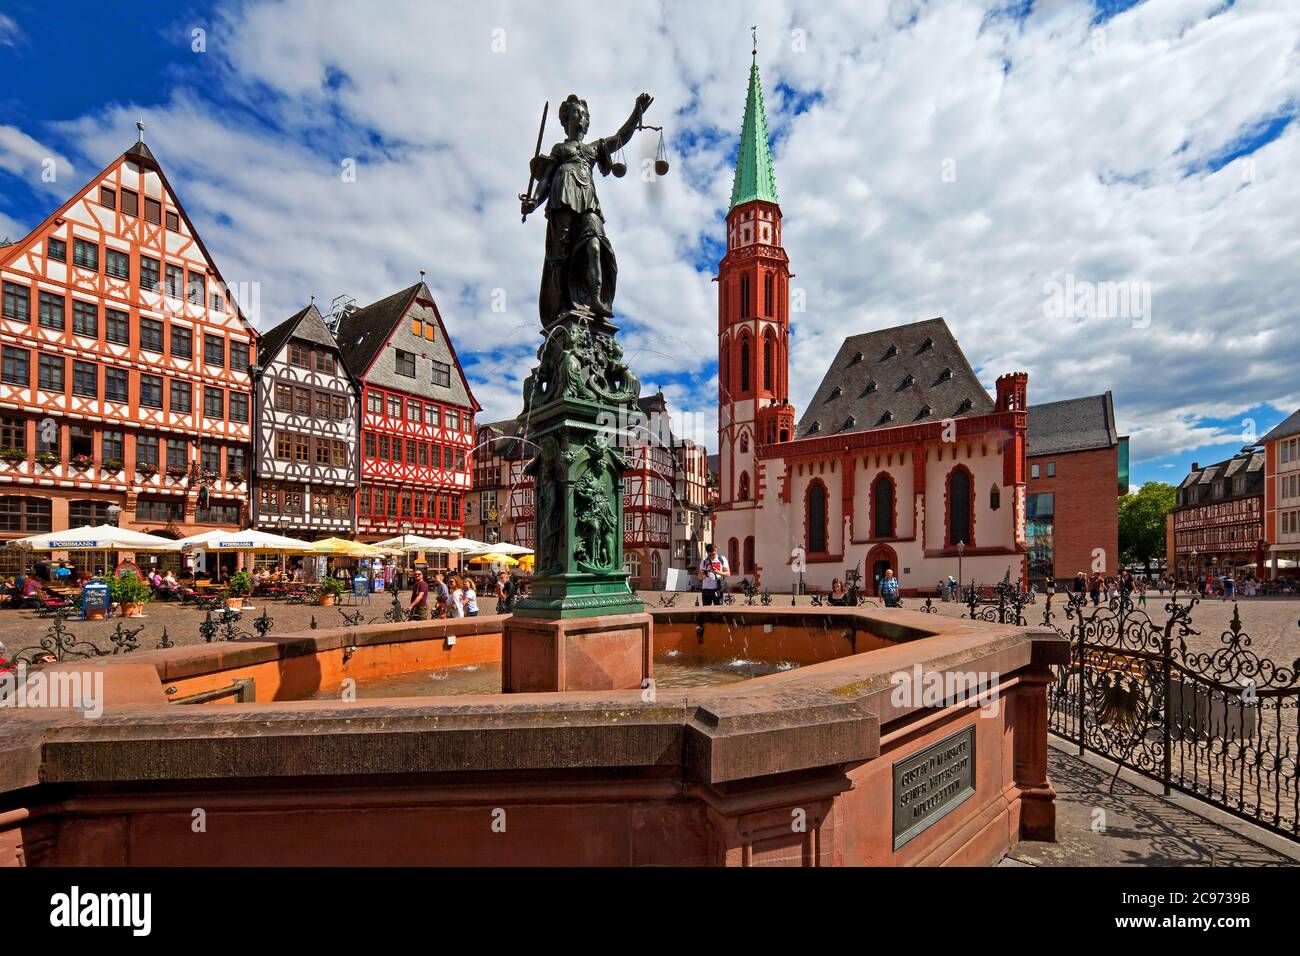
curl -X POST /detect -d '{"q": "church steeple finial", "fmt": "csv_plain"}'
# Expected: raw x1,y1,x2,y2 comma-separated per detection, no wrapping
729,38,779,211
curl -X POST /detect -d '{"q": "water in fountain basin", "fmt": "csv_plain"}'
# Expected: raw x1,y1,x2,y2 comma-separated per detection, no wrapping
312,655,800,700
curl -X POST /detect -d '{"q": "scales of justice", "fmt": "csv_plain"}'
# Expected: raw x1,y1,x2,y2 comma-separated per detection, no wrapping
501,89,672,693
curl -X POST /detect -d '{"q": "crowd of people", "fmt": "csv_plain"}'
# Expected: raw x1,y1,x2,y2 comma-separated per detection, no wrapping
405,568,526,619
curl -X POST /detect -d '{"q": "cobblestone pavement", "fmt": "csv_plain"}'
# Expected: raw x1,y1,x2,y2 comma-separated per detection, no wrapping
1004,742,1300,866
1,589,1295,661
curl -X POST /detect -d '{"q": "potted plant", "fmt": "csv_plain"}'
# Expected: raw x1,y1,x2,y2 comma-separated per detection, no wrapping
112,573,152,618
166,464,189,481
70,453,93,471
102,458,123,474
318,576,346,607
35,451,59,468
1,447,25,464
226,570,253,610
226,471,245,485
202,469,219,483
136,461,158,479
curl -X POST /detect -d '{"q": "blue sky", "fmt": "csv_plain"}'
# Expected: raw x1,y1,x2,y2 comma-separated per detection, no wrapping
2,0,1298,489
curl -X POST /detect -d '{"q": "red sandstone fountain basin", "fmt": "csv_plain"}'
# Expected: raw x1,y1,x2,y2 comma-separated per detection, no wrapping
0,607,1067,867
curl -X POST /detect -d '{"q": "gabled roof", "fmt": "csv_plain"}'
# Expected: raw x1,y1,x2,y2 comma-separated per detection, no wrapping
1027,392,1119,457
0,137,258,341
796,317,993,439
1178,450,1264,494
729,59,779,211
334,282,425,376
258,304,315,365
1261,407,1300,444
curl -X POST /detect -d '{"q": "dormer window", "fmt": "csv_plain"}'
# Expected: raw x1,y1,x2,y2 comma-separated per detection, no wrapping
939,367,953,381
808,420,821,433
900,373,914,388
829,385,842,399
958,398,973,413
884,344,898,358
916,404,932,420
920,336,933,351
878,410,893,425
849,351,864,365
843,416,856,431
863,379,877,394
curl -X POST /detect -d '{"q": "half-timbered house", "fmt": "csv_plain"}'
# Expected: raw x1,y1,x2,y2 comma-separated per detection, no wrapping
251,303,359,537
0,135,255,569
334,282,479,541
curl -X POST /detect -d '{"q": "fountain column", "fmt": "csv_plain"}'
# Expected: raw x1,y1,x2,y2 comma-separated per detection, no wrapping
501,308,652,693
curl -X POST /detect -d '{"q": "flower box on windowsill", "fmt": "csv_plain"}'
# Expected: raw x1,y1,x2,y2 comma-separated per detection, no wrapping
226,472,245,485
70,454,94,471
34,452,60,468
102,459,124,474
166,466,189,481
135,464,159,480
0,448,26,465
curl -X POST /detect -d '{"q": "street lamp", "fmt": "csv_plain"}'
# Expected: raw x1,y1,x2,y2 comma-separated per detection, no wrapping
957,540,966,600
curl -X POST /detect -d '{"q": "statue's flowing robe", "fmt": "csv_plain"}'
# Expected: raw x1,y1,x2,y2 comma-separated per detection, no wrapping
536,138,618,324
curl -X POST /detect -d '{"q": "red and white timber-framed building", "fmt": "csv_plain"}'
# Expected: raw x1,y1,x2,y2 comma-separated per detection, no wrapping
0,136,256,571
334,282,479,544
714,56,1028,595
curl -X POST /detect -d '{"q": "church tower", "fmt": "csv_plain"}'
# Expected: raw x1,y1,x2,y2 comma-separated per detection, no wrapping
715,43,794,576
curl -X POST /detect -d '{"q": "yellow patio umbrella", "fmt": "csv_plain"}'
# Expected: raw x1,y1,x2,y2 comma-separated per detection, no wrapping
518,553,535,571
469,552,520,566
310,537,384,557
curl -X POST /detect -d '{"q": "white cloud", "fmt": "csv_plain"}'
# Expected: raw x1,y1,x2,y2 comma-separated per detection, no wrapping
17,0,1300,458
0,14,22,47
0,125,73,188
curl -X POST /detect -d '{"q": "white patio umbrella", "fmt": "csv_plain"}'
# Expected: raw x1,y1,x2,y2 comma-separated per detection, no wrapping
178,528,316,554
372,534,447,552
8,524,182,552
470,542,533,557
444,537,491,553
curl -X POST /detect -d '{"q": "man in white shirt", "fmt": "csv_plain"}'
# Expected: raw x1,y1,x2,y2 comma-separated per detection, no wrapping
698,544,729,606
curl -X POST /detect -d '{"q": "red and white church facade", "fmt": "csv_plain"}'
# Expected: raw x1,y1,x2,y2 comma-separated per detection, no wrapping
714,57,1029,595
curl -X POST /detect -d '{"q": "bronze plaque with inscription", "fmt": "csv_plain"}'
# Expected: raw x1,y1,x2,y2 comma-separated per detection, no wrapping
892,725,976,850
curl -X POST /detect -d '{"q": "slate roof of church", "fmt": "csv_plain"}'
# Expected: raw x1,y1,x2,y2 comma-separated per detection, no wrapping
1027,392,1119,457
795,317,994,439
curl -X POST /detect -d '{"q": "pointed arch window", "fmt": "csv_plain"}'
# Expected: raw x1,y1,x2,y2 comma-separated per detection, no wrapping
743,536,756,574
990,484,1001,511
738,471,751,501
763,272,773,317
762,330,774,391
739,274,751,318
739,335,751,392
728,537,740,573
948,466,973,547
806,480,828,553
872,473,895,538
720,339,729,393
739,432,749,454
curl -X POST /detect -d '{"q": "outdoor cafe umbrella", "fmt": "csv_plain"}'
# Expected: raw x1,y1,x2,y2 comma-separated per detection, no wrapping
8,523,182,582
468,542,533,557
8,524,182,552
178,528,316,556
373,534,446,552
309,537,385,557
469,552,520,566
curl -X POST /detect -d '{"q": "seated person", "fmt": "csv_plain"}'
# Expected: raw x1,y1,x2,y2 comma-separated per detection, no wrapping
827,577,849,606
22,575,44,603
162,570,179,593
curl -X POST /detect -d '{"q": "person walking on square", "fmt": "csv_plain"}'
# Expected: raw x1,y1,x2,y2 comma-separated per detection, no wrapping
880,568,901,608
463,577,479,617
408,570,430,621
698,544,728,606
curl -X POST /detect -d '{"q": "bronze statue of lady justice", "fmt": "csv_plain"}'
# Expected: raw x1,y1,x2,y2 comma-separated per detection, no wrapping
520,92,655,324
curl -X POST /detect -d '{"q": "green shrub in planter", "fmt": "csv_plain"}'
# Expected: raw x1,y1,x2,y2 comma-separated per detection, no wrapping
226,570,254,598
112,573,152,607
35,451,59,467
318,577,347,599
1,447,26,463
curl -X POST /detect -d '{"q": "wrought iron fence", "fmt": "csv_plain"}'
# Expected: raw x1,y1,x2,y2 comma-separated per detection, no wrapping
8,610,150,664
979,592,1300,842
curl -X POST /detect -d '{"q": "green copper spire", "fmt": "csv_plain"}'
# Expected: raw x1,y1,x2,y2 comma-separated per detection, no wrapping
729,56,779,211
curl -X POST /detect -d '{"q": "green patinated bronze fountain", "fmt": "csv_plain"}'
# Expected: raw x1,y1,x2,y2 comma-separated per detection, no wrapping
511,90,656,620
